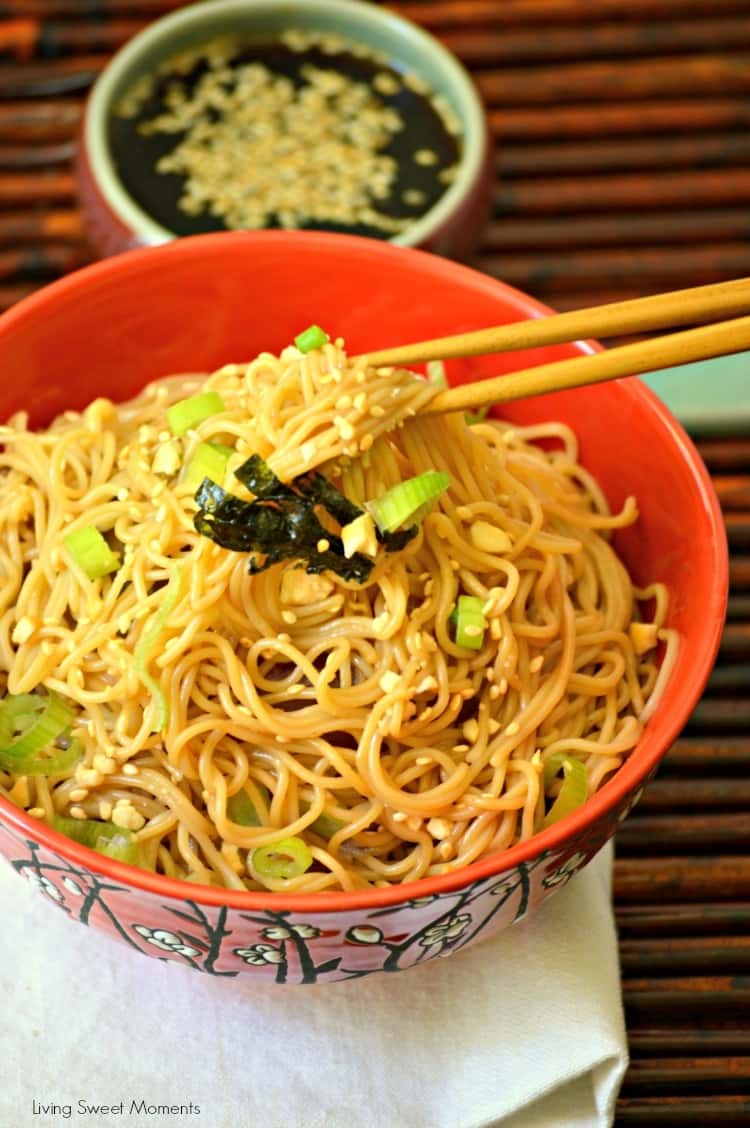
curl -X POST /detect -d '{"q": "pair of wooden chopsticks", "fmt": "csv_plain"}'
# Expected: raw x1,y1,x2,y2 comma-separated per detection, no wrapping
357,277,750,415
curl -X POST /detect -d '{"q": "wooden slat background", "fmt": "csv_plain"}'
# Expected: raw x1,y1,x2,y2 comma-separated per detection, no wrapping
1,1,749,1122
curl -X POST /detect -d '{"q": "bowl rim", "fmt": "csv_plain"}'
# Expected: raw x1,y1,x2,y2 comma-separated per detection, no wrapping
81,0,490,249
0,230,729,913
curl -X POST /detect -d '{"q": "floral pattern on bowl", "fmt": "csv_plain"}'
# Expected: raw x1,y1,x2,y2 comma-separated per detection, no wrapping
0,805,618,984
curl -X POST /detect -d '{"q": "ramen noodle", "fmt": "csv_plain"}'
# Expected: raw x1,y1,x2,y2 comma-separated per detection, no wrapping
0,334,677,892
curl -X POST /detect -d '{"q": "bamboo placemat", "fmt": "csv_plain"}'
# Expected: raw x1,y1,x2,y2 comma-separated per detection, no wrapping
1,1,749,1122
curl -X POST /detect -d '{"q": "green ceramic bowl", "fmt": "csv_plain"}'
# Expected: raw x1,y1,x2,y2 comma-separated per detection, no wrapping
76,0,493,259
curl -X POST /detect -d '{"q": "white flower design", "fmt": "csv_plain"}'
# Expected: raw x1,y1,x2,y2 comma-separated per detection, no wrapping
419,912,471,951
542,851,587,889
488,880,514,898
345,925,384,946
234,943,284,966
133,925,200,957
262,923,320,940
61,876,83,896
24,872,63,902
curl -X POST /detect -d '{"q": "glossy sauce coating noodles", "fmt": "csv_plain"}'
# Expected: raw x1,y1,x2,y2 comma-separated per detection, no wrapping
0,341,677,891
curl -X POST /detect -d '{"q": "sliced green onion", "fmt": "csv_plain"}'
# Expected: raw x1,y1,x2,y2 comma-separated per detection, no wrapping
453,594,487,650
134,566,183,732
52,816,140,865
0,691,73,764
426,360,447,388
465,407,489,426
227,784,269,827
251,836,313,880
309,811,344,839
63,526,120,580
167,391,225,437
12,737,82,777
183,441,234,490
542,753,589,828
294,324,329,354
366,470,450,534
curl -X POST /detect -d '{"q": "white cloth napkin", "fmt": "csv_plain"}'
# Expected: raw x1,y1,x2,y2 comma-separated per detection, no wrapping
0,842,627,1128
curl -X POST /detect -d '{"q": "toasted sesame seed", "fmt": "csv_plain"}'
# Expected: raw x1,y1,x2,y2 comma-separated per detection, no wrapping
334,415,355,442
281,610,297,625
379,670,401,694
317,538,330,552
415,755,433,766
69,805,87,820
122,762,139,776
27,807,46,819
392,811,408,823
505,721,520,736
77,769,102,789
529,655,544,673
427,817,452,840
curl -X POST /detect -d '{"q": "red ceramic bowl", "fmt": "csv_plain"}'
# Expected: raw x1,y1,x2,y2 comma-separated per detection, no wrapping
75,0,493,260
0,232,727,983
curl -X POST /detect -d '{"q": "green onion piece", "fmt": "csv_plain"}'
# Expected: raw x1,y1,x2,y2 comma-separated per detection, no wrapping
294,325,329,354
227,784,270,827
167,391,225,437
309,811,344,839
10,736,82,777
63,526,120,580
0,691,74,766
366,471,451,534
183,441,234,490
542,753,589,828
454,594,487,650
426,360,447,388
52,816,140,865
465,407,489,426
251,836,313,880
134,566,183,732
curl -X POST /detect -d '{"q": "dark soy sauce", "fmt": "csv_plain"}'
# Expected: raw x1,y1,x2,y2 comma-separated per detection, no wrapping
108,37,462,239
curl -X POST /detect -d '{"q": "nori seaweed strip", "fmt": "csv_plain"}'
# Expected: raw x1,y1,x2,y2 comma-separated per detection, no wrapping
194,471,373,583
233,455,417,551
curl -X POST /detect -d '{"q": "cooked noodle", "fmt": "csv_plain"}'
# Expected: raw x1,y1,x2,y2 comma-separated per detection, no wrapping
0,340,678,891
